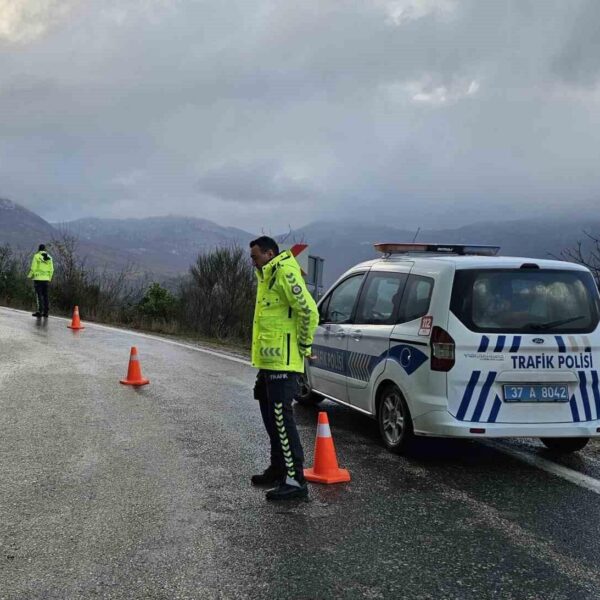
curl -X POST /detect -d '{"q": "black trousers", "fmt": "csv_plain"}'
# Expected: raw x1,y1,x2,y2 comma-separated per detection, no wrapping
34,281,49,315
254,370,305,483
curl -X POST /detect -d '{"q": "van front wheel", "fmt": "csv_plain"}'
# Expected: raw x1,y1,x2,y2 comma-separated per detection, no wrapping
378,384,414,454
295,374,324,407
540,437,589,453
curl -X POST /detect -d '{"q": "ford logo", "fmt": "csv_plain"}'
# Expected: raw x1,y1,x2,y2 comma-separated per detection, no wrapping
533,338,544,344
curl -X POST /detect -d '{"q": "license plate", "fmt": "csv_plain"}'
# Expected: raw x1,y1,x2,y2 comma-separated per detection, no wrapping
503,384,570,402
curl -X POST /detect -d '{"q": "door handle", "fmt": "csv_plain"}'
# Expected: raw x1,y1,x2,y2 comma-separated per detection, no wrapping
335,330,346,339
351,330,363,341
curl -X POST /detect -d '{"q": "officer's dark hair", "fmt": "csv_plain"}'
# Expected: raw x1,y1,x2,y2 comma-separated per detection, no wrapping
38,244,46,251
250,236,279,256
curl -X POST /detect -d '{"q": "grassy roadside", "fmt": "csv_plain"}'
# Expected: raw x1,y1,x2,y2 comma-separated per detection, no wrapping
0,302,252,361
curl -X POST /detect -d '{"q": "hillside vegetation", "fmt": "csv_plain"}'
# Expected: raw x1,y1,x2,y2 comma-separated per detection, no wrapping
0,235,255,345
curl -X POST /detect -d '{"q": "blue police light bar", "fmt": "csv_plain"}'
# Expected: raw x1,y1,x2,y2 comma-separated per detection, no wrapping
373,243,501,256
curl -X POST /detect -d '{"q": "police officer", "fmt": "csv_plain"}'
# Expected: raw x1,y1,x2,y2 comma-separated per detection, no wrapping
249,236,319,501
28,244,54,318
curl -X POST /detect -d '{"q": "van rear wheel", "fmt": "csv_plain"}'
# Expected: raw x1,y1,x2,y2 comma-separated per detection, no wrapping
540,437,590,453
378,384,414,454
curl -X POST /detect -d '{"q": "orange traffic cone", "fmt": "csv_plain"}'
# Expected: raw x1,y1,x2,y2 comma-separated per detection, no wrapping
120,346,150,386
304,412,351,484
67,305,85,330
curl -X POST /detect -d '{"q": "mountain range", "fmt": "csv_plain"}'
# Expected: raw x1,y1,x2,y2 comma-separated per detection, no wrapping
60,216,255,273
1,197,599,285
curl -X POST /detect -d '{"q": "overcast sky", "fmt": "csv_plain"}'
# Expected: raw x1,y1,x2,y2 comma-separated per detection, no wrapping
1,0,599,233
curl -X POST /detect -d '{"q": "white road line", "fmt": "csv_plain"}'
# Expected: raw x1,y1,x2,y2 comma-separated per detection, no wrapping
0,307,253,367
484,439,600,496
438,483,600,590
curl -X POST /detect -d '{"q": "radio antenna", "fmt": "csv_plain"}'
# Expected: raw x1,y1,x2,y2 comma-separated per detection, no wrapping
412,227,421,243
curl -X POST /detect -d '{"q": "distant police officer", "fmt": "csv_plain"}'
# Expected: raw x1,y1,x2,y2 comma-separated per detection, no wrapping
28,244,54,318
250,236,319,501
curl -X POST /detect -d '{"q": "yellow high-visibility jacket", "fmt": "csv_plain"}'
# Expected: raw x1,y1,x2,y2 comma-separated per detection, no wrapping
28,251,54,281
252,250,318,373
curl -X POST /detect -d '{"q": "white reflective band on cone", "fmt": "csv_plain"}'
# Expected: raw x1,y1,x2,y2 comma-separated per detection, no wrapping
317,423,332,438
130,355,139,361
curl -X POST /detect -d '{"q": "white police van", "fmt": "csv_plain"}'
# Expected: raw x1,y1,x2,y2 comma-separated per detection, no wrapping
299,243,600,454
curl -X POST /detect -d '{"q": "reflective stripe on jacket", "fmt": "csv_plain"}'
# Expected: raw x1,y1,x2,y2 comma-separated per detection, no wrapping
28,251,54,281
251,250,318,373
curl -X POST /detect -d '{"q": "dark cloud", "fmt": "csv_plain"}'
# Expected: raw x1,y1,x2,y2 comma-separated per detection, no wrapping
553,0,600,86
197,161,317,204
0,0,599,232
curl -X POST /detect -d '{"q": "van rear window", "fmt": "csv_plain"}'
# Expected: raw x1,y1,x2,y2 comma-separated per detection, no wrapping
451,269,600,334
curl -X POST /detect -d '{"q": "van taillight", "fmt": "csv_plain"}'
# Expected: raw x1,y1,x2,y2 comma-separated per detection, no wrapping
430,326,455,372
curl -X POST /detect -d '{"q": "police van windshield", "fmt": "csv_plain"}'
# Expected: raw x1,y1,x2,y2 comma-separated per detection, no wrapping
451,269,600,334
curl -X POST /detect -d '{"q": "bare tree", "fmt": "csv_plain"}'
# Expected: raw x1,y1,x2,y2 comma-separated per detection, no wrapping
49,232,90,311
259,225,306,247
49,231,146,320
561,231,600,285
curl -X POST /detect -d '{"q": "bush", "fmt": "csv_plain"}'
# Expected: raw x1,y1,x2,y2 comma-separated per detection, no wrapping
180,245,255,341
0,244,31,307
138,282,178,321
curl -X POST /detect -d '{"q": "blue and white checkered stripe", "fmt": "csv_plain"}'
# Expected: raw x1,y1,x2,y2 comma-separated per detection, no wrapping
347,351,372,382
345,345,428,381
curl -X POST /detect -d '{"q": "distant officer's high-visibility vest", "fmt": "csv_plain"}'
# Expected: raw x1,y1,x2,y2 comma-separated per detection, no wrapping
28,251,54,281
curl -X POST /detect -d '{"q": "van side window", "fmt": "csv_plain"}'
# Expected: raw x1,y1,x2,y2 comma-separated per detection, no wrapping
355,272,408,325
321,274,365,324
318,295,331,323
397,275,434,323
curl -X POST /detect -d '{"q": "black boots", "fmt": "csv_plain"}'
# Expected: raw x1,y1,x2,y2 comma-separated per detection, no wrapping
32,312,41,318
252,468,309,499
251,465,283,486
266,478,309,501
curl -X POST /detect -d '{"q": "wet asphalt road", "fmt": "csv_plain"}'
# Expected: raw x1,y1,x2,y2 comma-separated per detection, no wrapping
2,307,600,599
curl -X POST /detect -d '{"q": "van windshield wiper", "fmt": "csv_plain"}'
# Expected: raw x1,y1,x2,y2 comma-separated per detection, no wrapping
528,316,585,330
